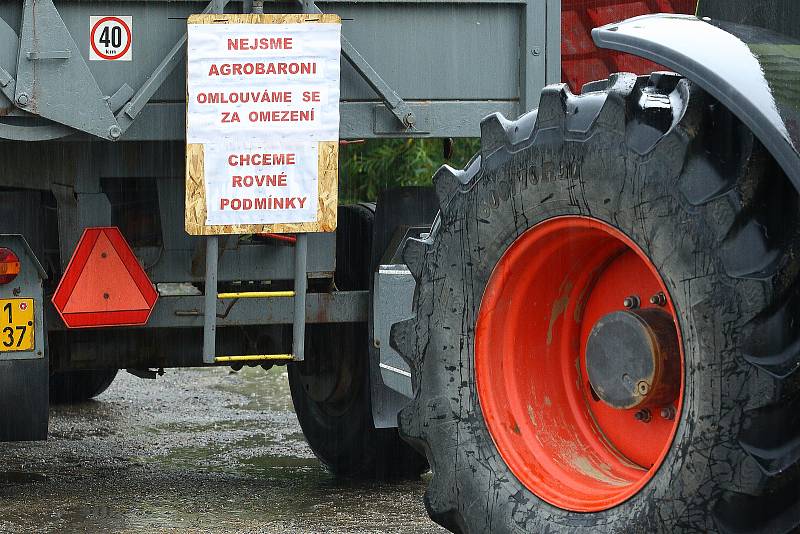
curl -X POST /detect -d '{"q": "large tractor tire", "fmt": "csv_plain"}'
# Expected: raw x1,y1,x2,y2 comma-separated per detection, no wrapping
392,73,800,532
49,369,118,404
288,204,428,479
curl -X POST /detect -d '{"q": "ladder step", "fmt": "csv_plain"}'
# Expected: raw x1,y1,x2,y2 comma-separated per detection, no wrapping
214,354,294,363
203,233,308,364
217,290,295,299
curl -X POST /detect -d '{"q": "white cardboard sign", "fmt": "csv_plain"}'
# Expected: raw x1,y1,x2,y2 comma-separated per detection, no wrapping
187,21,341,227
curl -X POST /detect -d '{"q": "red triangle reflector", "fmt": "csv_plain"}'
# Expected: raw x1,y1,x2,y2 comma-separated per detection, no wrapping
52,227,158,328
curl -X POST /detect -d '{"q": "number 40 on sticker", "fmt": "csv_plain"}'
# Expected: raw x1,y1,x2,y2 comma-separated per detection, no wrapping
89,16,133,61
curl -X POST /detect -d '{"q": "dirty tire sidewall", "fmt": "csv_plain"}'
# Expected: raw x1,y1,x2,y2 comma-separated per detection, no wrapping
400,77,797,533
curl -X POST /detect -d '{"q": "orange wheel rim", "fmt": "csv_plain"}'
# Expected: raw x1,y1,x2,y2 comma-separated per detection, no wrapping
475,216,685,512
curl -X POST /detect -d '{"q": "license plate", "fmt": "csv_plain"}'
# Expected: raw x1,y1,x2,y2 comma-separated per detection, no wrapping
0,299,34,352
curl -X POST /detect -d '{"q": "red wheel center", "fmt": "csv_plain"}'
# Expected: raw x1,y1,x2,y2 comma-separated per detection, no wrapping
475,216,685,512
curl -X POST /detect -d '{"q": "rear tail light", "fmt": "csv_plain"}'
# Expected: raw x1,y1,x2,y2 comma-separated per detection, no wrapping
0,248,20,285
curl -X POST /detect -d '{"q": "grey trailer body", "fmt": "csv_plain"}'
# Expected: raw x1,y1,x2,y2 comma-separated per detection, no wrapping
0,0,560,142
0,0,560,430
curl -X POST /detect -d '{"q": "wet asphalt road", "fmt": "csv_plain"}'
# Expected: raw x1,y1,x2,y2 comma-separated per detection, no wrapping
0,367,444,533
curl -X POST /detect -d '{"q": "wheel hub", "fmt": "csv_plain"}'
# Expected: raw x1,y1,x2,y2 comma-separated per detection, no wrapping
297,334,355,409
586,309,681,410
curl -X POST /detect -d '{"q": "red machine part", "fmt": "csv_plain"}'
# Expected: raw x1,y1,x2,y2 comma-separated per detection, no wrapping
52,227,158,328
475,216,684,512
0,248,21,285
256,232,297,244
561,0,698,91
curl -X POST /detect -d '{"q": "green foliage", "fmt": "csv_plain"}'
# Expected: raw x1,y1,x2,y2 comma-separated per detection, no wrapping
339,138,480,203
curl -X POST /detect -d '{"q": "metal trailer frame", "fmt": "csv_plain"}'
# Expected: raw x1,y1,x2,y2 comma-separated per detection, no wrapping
0,0,561,142
0,0,561,394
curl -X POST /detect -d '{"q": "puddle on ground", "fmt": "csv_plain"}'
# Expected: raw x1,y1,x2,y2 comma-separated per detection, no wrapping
0,366,443,533
0,471,47,484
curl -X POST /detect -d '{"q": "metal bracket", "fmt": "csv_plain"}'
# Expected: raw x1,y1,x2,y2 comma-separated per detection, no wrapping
26,50,70,61
108,84,135,114
341,38,416,129
0,67,15,99
15,0,119,140
116,0,228,135
0,15,74,141
373,104,431,135
302,1,416,129
117,0,415,135
374,265,414,398
5,0,416,138
0,15,19,103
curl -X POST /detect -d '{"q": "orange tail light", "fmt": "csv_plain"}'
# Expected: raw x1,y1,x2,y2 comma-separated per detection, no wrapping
0,248,21,285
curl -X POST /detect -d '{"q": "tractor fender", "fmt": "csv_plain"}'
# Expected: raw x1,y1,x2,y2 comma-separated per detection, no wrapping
593,14,800,193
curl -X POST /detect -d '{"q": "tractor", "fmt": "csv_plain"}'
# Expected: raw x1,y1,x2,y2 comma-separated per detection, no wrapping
392,1,800,532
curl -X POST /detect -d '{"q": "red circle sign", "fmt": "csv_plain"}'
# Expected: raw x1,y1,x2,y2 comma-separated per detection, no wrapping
90,17,132,60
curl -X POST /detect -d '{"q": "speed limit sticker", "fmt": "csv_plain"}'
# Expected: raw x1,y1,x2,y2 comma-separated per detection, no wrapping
89,16,132,61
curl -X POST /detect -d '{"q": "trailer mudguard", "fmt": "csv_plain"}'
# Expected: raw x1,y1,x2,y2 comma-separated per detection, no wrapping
0,234,48,441
592,14,800,193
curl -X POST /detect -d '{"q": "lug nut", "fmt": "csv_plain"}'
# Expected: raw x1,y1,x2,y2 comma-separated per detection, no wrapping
660,406,676,420
636,380,650,396
649,292,667,307
623,295,640,309
634,409,652,423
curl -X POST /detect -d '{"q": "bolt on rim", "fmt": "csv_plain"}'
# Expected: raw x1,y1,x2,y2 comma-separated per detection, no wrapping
475,216,685,512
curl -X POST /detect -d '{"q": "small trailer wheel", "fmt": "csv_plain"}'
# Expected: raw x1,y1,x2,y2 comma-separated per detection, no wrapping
49,369,118,404
288,204,427,479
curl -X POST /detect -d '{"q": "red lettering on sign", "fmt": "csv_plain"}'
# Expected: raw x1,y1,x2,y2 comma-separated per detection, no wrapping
218,196,309,210
196,90,292,104
227,37,293,50
220,111,240,123
247,109,315,123
227,153,296,166
207,62,316,76
231,174,288,187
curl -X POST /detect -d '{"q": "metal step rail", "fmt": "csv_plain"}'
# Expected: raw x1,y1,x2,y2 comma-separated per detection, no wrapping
202,233,308,364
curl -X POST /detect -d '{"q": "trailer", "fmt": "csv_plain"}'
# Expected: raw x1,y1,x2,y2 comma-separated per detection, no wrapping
0,0,565,474
2,0,800,531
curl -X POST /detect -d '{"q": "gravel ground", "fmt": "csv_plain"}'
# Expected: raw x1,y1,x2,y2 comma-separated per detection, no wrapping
0,366,444,533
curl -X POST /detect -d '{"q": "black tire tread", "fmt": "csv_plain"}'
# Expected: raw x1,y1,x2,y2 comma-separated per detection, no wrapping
398,72,800,533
